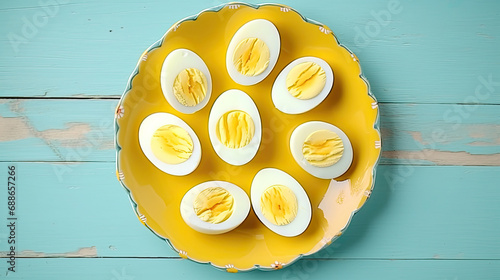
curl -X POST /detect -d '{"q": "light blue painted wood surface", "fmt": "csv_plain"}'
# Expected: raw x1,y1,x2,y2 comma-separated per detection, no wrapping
0,162,499,261
0,0,499,103
0,0,499,279
3,259,500,280
1,99,499,164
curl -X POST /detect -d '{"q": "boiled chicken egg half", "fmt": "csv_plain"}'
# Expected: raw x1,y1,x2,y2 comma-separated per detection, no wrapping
208,89,262,166
290,121,353,179
226,19,280,85
138,113,201,176
251,168,312,237
160,49,212,114
272,57,334,114
180,181,251,234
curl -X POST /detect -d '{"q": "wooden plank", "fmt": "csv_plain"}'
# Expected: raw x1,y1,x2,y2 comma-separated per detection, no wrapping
0,1,499,104
380,103,500,166
1,99,499,165
0,162,499,260
1,258,499,279
0,99,117,162
0,161,175,259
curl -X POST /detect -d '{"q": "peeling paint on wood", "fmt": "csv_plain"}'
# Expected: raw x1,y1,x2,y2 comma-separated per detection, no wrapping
0,116,91,145
0,246,97,258
0,116,31,141
39,123,91,144
382,150,500,166
0,0,499,278
2,100,499,164
468,140,500,146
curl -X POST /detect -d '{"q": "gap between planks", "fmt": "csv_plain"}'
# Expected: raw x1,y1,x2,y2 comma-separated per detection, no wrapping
0,256,498,261
0,161,498,167
2,97,500,105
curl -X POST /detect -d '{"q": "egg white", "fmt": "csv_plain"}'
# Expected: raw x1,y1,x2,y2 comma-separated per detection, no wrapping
138,112,201,176
250,168,312,237
160,49,212,114
180,181,251,235
226,19,281,86
208,89,262,166
290,121,353,179
272,57,334,114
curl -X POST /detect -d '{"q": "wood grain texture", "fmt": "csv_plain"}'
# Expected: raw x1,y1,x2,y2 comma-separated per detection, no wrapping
0,99,116,162
0,162,499,261
2,258,500,280
1,0,499,103
0,0,499,278
1,99,499,165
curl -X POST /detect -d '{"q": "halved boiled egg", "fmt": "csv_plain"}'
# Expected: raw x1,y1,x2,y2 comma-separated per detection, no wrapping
208,89,262,166
272,57,334,114
180,181,251,234
139,113,201,176
161,49,212,114
251,168,312,237
226,19,280,86
290,121,353,179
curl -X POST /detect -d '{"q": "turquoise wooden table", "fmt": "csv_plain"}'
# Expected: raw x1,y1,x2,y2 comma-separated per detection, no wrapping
1,0,499,279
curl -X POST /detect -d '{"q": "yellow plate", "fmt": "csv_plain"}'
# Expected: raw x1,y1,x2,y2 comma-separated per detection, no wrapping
115,2,381,272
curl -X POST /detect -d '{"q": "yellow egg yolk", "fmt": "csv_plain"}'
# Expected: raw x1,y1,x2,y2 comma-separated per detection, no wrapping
233,38,270,76
260,185,298,226
151,124,194,164
194,187,234,224
173,68,208,106
302,129,344,167
286,61,326,100
216,110,255,149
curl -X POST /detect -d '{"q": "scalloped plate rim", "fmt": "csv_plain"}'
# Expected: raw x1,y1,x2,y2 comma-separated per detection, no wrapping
114,1,381,272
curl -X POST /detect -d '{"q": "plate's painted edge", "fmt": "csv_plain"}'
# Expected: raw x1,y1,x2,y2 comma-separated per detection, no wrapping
113,1,381,273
